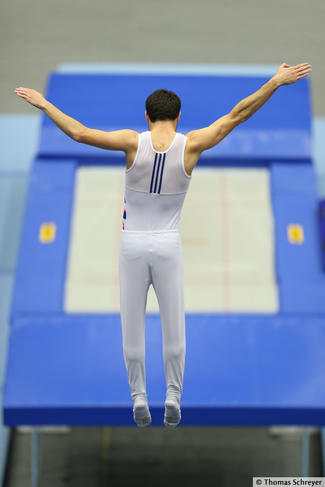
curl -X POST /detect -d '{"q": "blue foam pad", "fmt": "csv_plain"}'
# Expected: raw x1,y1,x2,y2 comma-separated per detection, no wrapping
270,163,325,311
271,161,318,197
271,163,324,278
272,188,325,312
3,313,325,426
10,159,76,319
280,279,325,313
318,200,325,271
39,73,311,161
273,194,321,278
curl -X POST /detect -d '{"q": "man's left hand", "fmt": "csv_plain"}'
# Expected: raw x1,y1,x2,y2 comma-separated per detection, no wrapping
14,87,47,110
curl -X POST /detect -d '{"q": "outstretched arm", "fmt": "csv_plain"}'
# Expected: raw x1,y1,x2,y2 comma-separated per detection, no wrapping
14,87,137,151
185,62,312,155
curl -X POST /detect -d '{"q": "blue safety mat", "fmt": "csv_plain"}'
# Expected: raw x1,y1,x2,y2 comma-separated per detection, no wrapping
3,313,325,426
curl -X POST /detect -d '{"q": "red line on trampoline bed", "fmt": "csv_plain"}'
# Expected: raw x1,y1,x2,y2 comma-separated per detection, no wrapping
219,170,230,311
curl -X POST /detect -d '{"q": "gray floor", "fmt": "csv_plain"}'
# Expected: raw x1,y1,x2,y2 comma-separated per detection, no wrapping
3,426,323,487
1,0,324,115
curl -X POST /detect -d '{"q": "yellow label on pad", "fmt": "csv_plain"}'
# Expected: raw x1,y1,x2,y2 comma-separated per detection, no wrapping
39,222,56,243
287,224,304,244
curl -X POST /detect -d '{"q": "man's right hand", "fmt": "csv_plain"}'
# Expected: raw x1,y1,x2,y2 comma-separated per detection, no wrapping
273,62,312,86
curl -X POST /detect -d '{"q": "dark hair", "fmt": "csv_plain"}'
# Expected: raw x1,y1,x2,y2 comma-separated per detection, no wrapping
145,89,181,122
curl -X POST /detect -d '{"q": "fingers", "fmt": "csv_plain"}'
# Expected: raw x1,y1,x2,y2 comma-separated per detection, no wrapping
292,63,311,81
15,90,26,97
14,87,29,100
15,87,33,96
281,63,311,71
14,87,31,101
294,63,311,71
297,66,312,76
296,66,311,73
297,72,311,79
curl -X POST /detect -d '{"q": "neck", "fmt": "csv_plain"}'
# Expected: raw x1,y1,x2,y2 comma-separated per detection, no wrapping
148,120,177,133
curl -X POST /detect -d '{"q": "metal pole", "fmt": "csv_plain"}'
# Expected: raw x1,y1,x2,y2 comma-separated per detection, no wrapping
31,427,39,487
321,428,325,476
301,427,310,477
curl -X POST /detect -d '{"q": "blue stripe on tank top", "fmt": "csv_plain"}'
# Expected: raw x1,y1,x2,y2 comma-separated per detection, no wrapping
149,153,158,193
157,153,166,194
153,153,162,193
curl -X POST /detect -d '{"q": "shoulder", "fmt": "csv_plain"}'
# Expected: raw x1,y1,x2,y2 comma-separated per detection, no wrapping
182,131,200,155
123,129,139,150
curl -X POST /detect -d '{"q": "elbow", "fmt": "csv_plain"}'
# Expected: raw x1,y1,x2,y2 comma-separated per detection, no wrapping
71,127,87,143
71,131,83,143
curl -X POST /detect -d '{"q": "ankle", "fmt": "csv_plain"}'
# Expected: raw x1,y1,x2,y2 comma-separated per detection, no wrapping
165,392,181,408
132,392,148,407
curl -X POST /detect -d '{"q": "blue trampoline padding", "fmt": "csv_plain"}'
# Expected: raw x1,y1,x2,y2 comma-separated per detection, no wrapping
271,161,318,197
3,313,325,426
39,73,311,161
271,162,325,288
10,158,76,321
280,279,325,313
318,200,325,271
273,194,321,278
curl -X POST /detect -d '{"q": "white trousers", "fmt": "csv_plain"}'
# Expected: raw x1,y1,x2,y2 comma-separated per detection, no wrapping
119,229,186,404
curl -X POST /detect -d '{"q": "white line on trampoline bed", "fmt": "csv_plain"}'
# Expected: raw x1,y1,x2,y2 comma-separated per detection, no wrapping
57,62,279,76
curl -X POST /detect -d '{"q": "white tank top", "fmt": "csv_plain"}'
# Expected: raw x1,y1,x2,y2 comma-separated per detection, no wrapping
122,130,192,231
